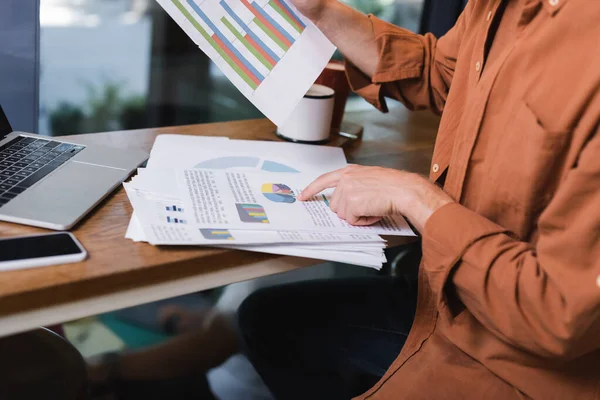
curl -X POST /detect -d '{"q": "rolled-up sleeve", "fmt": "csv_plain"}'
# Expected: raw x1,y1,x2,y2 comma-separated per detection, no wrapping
422,128,600,360
345,3,472,114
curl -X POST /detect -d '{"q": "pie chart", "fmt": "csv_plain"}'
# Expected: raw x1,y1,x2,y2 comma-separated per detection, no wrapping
261,183,296,203
195,156,299,173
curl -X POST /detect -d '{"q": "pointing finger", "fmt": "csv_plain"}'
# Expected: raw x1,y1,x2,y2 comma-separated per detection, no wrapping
298,168,345,201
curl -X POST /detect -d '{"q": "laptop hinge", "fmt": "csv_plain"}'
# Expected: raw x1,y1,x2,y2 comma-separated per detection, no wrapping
0,105,13,139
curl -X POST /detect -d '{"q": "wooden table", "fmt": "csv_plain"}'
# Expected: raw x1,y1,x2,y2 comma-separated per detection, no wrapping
0,105,439,338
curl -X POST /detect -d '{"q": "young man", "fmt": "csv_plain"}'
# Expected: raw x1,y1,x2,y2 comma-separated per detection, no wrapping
238,0,600,399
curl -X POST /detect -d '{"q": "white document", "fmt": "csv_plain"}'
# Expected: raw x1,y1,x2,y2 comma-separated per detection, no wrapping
141,223,388,246
178,169,416,236
125,212,146,242
123,137,395,268
147,134,348,174
126,213,385,268
127,135,349,245
230,243,386,268
155,0,336,125
124,184,385,245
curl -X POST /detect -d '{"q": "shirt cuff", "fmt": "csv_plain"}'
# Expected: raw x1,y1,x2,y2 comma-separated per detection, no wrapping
422,203,511,307
344,15,426,112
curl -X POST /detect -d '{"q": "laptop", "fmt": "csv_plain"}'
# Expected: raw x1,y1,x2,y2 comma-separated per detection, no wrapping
0,105,148,230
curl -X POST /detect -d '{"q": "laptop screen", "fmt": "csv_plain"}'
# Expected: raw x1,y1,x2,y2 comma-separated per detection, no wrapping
0,106,13,139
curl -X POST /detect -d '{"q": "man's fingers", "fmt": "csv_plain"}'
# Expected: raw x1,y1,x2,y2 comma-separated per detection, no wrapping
298,168,345,200
345,213,360,225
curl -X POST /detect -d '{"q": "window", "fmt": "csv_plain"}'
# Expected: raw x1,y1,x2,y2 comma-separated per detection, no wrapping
0,0,39,132
343,0,423,33
39,0,424,136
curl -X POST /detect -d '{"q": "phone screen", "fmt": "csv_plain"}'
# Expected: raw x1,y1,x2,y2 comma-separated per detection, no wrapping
0,233,82,262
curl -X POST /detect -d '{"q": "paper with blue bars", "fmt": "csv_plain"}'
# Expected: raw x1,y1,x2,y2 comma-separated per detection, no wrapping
155,0,336,125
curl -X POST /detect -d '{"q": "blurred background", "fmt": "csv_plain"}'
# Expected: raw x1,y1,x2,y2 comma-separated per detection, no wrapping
36,0,425,136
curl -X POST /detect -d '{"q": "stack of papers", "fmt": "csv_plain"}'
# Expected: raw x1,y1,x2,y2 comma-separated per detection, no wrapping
124,135,415,269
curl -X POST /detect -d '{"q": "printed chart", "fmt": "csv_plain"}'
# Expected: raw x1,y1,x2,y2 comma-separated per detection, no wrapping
200,229,234,240
166,216,187,224
169,0,306,91
156,0,335,125
261,183,296,203
150,199,189,224
236,203,269,223
195,156,300,173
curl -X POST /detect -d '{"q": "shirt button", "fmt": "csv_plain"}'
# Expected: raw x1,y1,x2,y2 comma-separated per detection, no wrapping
475,61,482,72
432,163,440,173
549,0,559,6
486,11,493,21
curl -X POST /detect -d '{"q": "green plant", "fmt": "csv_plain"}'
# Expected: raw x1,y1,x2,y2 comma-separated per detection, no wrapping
48,79,148,135
119,95,147,130
49,102,85,135
83,80,124,133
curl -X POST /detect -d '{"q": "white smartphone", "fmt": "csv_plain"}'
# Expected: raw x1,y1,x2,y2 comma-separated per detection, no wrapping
0,232,87,272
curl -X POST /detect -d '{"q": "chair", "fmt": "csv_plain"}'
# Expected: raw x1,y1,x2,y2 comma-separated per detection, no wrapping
381,241,422,289
419,0,468,37
0,327,88,399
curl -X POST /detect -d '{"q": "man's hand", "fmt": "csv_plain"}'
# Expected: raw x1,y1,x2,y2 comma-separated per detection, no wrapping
289,0,330,23
298,165,454,232
288,0,379,77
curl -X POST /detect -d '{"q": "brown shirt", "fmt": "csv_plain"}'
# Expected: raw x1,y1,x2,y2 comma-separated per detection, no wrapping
346,0,600,398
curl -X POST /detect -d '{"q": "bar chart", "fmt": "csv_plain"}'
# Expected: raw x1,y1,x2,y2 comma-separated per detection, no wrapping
170,0,307,91
166,216,187,224
157,0,335,125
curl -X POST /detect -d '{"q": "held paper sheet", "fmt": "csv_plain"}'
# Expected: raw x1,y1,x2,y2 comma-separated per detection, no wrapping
125,212,386,268
155,0,336,125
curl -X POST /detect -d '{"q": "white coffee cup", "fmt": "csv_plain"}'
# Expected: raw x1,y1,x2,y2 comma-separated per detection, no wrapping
277,84,335,144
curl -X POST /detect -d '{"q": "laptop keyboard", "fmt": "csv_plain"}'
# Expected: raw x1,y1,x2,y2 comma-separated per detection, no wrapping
0,136,85,208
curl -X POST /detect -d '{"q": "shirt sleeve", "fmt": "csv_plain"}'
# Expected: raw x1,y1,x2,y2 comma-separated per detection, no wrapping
345,2,473,114
422,130,600,360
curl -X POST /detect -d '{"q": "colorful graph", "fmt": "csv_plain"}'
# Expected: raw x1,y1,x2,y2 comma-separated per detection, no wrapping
236,203,269,223
194,156,299,173
200,229,234,240
269,0,306,33
170,0,306,91
166,216,186,224
241,0,294,50
261,183,295,203
166,205,184,212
